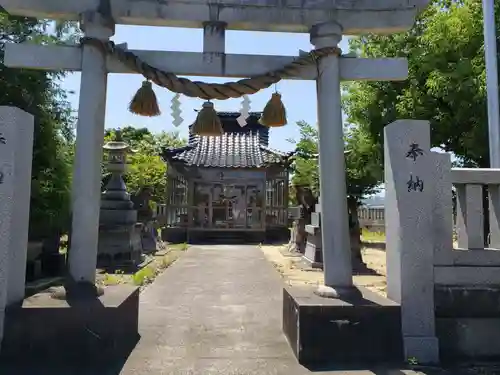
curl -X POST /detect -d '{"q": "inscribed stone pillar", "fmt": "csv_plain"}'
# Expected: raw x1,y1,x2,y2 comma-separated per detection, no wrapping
384,120,439,364
69,12,114,283
0,107,34,343
310,22,353,296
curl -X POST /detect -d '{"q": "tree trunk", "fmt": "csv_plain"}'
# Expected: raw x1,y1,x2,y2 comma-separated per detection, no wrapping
348,198,364,268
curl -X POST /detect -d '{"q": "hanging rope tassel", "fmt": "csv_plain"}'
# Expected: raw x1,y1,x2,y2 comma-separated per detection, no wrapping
129,80,161,117
259,92,287,127
191,101,223,136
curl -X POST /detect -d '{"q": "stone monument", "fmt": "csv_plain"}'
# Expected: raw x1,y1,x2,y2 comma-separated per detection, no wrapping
131,187,158,253
384,120,439,363
0,106,34,347
304,197,322,267
98,131,142,267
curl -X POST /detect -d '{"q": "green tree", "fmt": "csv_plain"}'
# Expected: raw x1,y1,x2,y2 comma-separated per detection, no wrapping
288,121,320,196
344,125,383,204
288,121,382,264
104,127,187,202
343,0,497,167
288,121,381,203
104,126,153,146
0,13,76,239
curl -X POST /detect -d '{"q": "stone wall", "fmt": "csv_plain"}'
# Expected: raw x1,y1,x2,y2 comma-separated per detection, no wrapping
433,167,500,361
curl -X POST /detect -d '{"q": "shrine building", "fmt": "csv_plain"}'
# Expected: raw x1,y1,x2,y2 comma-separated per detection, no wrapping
160,112,293,243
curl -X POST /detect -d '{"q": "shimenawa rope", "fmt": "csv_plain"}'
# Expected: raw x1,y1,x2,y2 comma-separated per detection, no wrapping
80,37,341,101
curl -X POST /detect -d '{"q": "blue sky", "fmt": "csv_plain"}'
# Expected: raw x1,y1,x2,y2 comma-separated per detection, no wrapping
60,25,350,152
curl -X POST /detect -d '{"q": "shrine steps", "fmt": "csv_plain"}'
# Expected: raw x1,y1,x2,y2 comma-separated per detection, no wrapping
188,230,266,244
162,227,289,245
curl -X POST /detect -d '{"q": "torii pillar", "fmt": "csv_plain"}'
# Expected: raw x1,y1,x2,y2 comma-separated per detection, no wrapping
311,22,354,298
69,12,114,284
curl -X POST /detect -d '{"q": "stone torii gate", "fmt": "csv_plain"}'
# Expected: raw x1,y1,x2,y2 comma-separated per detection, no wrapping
2,0,425,300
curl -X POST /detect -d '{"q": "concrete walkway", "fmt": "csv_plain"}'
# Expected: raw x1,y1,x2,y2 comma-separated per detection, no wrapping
0,245,490,374
119,245,419,375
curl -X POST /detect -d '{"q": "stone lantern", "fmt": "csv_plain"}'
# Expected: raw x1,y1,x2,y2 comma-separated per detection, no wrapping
97,130,143,267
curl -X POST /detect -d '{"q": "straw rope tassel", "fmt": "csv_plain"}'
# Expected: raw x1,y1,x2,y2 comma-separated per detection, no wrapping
129,81,161,117
191,101,223,136
259,92,287,127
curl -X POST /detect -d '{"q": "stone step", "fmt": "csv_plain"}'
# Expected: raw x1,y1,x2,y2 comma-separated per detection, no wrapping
288,206,302,220
305,224,320,235
315,203,321,213
311,212,321,227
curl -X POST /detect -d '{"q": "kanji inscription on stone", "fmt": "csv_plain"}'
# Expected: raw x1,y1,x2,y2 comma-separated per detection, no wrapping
406,143,423,161
407,174,424,192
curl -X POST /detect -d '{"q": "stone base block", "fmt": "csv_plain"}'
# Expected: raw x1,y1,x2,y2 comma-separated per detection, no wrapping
311,212,321,227
0,285,140,365
437,318,500,361
435,286,500,318
404,336,439,364
265,227,289,243
435,286,500,361
99,207,137,224
304,230,322,267
162,227,188,243
0,310,4,346
302,255,323,269
25,259,42,282
141,224,158,253
283,285,403,365
41,252,66,277
97,224,143,267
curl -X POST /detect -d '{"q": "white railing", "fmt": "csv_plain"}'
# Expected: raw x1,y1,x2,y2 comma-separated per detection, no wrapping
452,168,500,250
358,207,385,232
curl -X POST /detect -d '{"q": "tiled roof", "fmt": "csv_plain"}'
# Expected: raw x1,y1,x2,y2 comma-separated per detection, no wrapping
162,132,291,168
188,112,269,146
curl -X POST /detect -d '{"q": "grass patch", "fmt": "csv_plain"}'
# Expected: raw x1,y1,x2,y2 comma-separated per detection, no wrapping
59,235,69,255
131,245,188,287
133,266,156,286
361,230,386,243
168,242,188,251
101,269,132,286
97,243,189,289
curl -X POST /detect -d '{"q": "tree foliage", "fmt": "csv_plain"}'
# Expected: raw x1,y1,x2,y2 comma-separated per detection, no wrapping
288,121,381,204
344,125,383,201
0,13,76,239
104,126,186,203
288,121,320,196
343,0,498,167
